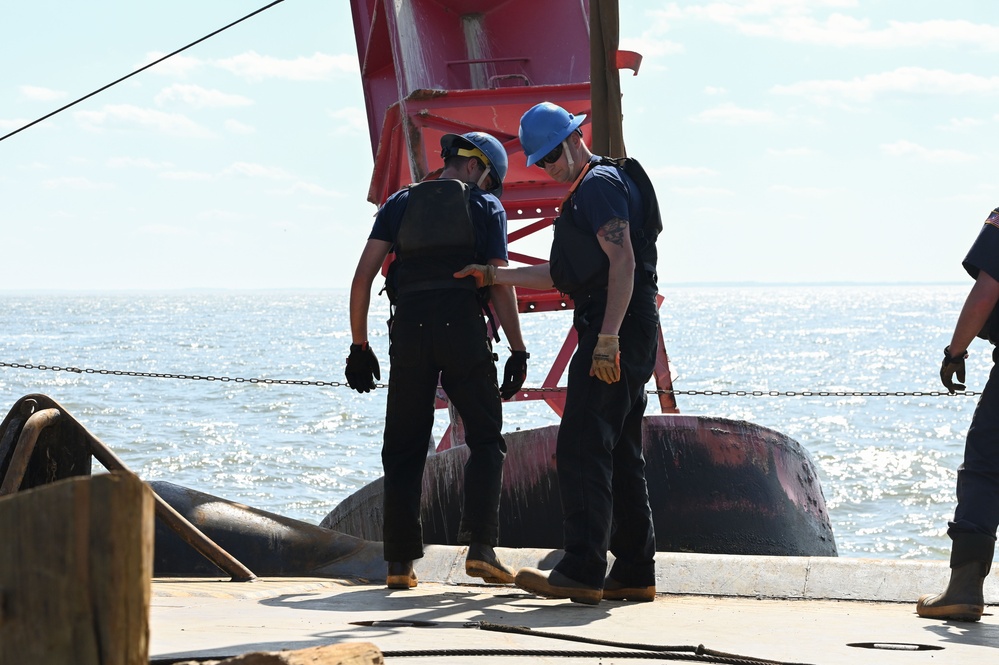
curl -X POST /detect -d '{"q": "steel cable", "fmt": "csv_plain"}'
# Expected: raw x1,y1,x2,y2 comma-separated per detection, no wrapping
0,0,286,144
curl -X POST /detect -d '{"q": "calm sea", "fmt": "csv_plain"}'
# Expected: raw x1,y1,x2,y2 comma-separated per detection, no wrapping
0,285,981,560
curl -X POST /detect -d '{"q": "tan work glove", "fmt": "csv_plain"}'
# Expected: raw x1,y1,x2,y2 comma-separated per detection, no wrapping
453,264,495,288
590,334,621,384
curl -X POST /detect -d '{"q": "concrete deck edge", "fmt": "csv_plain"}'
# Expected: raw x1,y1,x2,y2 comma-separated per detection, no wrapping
417,545,999,604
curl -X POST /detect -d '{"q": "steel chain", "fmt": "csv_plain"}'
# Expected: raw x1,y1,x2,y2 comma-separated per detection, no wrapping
0,361,981,397
0,361,345,387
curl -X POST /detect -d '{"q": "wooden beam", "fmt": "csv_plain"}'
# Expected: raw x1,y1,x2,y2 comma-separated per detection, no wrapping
0,472,153,665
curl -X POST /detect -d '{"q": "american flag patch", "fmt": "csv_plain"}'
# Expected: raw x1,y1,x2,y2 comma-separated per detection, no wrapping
987,208,999,229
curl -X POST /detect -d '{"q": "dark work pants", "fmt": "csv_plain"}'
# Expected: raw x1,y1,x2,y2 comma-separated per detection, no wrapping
948,346,999,561
553,284,659,588
381,290,505,562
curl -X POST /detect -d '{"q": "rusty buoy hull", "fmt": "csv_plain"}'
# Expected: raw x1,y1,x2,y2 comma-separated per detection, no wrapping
322,414,837,557
150,481,386,579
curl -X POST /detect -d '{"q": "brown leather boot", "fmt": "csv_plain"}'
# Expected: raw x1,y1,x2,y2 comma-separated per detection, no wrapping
386,560,417,589
917,533,993,622
602,576,656,602
465,543,515,584
514,567,602,605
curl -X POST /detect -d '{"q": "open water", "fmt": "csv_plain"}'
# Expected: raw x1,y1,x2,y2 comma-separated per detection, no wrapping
0,285,983,560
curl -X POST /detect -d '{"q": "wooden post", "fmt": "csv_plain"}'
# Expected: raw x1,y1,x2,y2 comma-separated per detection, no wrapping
0,471,153,665
590,0,626,158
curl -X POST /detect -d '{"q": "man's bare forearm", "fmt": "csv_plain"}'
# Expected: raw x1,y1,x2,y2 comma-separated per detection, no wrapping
493,263,555,290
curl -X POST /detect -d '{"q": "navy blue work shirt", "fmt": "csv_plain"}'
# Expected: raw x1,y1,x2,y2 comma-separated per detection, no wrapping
964,207,999,282
571,156,644,235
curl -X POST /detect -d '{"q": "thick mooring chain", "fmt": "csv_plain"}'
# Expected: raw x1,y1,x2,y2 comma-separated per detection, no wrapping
0,361,346,388
0,361,981,397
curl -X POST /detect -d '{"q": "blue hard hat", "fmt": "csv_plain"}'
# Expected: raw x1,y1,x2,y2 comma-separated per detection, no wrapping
440,131,508,197
518,102,586,167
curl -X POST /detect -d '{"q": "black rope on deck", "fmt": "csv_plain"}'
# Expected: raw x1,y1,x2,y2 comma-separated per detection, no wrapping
380,648,812,663
151,650,812,665
0,0,287,144
459,621,814,665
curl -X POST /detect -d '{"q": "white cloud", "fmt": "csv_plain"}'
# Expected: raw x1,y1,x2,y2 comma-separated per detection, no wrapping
298,203,337,212
874,19,999,51
137,224,196,237
107,157,174,169
268,220,300,231
649,165,719,178
223,162,294,180
880,140,976,163
224,119,256,134
691,103,777,124
19,85,67,102
653,5,999,50
328,107,367,136
767,147,817,157
214,51,356,82
142,50,356,82
939,117,985,132
154,84,253,109
142,52,203,78
704,86,728,96
196,210,243,222
157,163,297,182
42,176,114,191
75,104,215,138
668,185,736,197
619,36,684,58
274,182,344,198
0,118,31,131
773,68,999,105
769,184,835,197
160,170,214,181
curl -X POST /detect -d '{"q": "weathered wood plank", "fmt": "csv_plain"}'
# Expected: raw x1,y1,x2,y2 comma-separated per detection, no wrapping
0,471,153,665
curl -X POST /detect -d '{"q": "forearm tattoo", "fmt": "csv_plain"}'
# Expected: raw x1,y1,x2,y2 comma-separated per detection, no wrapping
597,217,629,247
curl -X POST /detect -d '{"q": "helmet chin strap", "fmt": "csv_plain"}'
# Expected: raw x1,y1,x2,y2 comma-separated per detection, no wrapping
476,165,492,190
561,139,575,174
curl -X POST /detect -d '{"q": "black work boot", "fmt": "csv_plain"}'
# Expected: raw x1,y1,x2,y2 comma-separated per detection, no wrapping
465,543,515,584
917,533,994,622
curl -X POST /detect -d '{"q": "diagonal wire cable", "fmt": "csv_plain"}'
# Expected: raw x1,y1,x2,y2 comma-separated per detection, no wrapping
0,0,286,144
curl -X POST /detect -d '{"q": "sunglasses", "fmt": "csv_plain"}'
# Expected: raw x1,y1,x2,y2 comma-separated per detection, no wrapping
535,141,563,168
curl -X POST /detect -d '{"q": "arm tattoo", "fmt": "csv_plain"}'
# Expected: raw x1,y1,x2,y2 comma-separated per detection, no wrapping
597,217,629,247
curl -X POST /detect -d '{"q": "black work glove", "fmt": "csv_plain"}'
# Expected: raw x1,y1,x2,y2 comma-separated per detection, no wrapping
940,345,967,393
345,342,380,393
499,350,529,400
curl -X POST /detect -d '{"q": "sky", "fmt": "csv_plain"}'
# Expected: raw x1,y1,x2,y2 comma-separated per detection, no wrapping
2,0,997,291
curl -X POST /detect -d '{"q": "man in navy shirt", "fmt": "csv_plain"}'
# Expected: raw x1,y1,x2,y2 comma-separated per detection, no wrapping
920,206,999,621
457,102,661,604
346,132,528,590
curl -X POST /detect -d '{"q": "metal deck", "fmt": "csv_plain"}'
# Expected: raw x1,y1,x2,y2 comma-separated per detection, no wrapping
150,548,999,664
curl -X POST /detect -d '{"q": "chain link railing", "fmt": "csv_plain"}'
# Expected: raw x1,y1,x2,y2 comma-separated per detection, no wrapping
0,361,981,397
